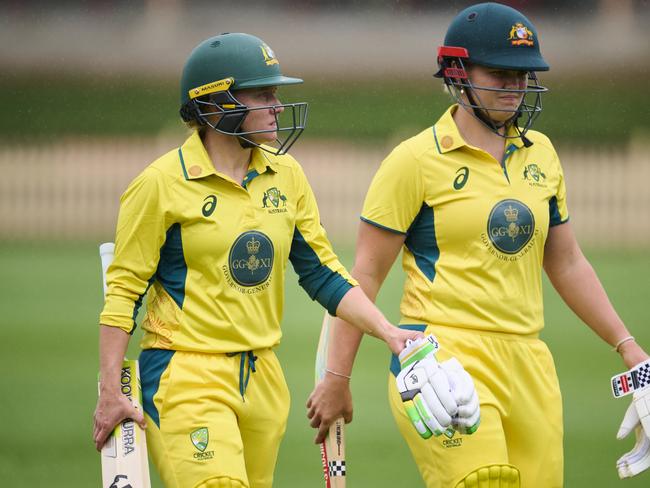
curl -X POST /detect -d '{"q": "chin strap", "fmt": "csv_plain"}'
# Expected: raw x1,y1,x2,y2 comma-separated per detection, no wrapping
464,88,533,147
465,89,504,133
512,111,533,147
237,136,255,149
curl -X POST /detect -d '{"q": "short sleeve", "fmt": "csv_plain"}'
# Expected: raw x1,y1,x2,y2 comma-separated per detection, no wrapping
549,154,569,227
361,143,424,234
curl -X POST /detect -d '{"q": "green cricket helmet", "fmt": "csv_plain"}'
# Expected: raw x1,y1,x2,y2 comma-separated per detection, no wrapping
179,33,308,155
435,2,549,144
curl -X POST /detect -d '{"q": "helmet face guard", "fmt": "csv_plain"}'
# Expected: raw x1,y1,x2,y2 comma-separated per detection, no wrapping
188,81,308,156
437,46,547,141
434,3,551,143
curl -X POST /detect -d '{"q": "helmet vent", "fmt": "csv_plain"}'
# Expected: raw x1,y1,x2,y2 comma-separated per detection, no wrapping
467,12,478,21
210,40,221,48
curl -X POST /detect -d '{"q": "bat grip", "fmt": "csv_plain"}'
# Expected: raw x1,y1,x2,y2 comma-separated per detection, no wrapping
99,242,115,297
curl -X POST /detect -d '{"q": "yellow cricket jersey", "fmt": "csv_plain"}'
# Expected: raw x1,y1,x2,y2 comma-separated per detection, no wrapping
362,106,569,336
100,131,356,353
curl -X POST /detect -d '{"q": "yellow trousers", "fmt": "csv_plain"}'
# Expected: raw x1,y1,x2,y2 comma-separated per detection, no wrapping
140,348,290,488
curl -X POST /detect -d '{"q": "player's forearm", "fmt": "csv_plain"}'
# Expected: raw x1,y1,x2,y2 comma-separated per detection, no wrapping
335,286,389,338
327,317,363,377
327,263,387,374
98,324,131,395
329,219,406,362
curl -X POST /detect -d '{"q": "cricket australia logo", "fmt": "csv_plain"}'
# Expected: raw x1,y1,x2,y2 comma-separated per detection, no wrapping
228,231,274,286
508,23,534,46
191,427,209,452
190,427,214,461
262,186,288,214
487,199,535,254
260,43,279,66
442,431,463,449
523,164,547,187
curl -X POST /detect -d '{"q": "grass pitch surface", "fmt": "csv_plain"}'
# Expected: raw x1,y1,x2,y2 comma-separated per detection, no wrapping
0,243,648,487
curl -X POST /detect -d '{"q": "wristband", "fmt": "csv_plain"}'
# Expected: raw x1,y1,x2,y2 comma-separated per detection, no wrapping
611,359,650,398
613,336,636,353
326,368,351,380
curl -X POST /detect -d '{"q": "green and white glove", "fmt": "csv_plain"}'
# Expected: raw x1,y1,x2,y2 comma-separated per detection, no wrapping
612,360,650,478
396,335,480,439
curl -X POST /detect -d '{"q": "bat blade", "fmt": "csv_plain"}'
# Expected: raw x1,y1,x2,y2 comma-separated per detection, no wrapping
315,313,346,487
100,360,151,488
99,242,151,488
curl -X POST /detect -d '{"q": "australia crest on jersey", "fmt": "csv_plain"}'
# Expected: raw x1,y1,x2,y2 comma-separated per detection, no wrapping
523,163,547,188
263,186,288,214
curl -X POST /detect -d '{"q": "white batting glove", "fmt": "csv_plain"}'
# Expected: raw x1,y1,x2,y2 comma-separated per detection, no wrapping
440,358,481,434
396,335,456,438
616,385,650,478
396,335,480,439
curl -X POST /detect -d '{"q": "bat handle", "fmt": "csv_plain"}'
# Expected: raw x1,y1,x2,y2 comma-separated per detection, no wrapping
99,242,115,296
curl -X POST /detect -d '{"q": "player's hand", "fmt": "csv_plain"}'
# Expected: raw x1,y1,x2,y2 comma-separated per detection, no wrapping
395,335,459,438
307,373,353,444
93,389,146,451
385,326,425,356
616,385,650,478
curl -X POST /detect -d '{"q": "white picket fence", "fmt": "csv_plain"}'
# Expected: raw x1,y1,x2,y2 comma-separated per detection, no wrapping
0,136,648,248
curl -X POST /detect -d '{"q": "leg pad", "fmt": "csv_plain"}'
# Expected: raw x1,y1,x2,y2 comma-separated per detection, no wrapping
455,464,520,488
197,477,248,488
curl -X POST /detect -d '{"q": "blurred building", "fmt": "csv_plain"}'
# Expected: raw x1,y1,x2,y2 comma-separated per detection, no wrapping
1,0,648,77
0,1,648,246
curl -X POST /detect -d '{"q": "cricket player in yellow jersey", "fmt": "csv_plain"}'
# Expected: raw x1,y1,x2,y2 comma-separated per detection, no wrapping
91,33,424,488
308,3,650,487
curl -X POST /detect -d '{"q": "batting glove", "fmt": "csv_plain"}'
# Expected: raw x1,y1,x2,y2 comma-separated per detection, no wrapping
613,359,650,479
440,358,481,434
396,335,461,439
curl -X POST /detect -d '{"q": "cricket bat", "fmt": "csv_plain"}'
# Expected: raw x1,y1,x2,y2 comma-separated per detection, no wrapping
99,242,151,488
315,313,346,487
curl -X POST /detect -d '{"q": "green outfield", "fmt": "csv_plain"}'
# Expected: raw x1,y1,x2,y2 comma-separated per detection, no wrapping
0,242,648,487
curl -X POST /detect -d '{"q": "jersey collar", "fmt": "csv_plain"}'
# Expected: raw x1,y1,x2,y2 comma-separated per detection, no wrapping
242,148,278,189
433,105,527,154
504,124,526,149
432,105,467,154
178,131,217,180
250,146,278,175
178,132,278,181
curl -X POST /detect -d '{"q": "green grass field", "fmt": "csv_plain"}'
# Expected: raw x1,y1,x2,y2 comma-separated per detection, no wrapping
0,242,648,487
